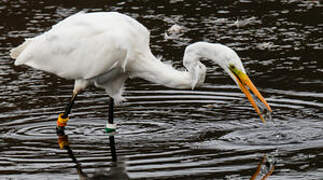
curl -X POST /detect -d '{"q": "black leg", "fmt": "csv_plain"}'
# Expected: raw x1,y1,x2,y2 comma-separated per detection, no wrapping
107,97,117,161
108,97,114,124
56,93,78,136
105,97,116,133
63,93,78,118
56,123,66,136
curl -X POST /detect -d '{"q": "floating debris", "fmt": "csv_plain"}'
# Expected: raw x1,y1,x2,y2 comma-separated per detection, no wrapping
168,24,184,34
164,24,185,40
230,17,257,28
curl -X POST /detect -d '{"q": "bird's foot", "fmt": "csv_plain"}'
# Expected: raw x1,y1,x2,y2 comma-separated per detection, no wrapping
56,113,69,136
105,123,117,134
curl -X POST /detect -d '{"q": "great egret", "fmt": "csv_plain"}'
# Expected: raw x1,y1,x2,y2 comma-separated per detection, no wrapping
10,12,272,134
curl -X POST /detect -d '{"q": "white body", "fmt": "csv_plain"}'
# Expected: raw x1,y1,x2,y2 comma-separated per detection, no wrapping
11,12,245,104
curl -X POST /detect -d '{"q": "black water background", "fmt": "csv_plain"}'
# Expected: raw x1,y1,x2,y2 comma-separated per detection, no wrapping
0,0,323,179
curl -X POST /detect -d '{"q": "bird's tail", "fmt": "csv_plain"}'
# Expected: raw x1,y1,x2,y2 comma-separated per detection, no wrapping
10,39,31,59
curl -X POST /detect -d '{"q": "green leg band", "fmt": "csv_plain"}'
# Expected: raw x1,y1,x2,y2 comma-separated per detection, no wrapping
105,123,117,133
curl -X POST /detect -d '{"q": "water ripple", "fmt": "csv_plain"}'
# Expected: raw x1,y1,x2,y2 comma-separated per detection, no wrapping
1,0,323,179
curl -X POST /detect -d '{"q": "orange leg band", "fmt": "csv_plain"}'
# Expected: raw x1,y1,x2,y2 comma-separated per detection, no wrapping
57,113,69,127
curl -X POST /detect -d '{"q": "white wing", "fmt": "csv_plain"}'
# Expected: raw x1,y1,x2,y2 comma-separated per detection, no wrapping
12,12,151,80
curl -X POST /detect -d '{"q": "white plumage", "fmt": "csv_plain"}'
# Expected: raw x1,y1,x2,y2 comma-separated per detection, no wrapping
11,12,271,121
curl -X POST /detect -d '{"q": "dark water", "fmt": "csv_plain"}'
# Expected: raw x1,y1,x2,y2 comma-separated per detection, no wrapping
1,0,323,179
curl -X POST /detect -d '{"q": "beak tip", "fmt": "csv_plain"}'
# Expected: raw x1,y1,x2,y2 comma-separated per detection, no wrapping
232,69,272,123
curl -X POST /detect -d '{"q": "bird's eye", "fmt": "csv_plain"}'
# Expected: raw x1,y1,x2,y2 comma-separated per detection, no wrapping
229,64,235,70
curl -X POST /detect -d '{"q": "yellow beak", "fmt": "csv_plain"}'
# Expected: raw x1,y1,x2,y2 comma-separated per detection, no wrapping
229,66,272,123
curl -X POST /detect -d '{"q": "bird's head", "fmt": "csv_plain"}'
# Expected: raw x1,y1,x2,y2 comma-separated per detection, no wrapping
184,42,272,122
218,48,272,123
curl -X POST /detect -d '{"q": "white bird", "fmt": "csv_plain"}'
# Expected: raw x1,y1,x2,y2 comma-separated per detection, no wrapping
10,12,272,134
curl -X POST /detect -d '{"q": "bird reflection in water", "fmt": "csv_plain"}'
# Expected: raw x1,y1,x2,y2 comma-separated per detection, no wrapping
56,133,274,179
250,154,275,180
57,134,129,180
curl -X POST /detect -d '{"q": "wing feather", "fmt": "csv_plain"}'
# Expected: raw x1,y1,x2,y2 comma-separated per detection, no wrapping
12,12,150,80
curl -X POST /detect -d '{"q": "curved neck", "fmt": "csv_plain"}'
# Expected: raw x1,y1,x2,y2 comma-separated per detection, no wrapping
128,42,229,90
183,42,240,88
128,51,193,89
183,42,226,69
183,42,224,88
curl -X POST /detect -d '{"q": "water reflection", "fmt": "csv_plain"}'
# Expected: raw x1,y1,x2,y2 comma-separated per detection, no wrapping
57,134,129,180
55,129,276,180
55,130,276,180
250,154,275,180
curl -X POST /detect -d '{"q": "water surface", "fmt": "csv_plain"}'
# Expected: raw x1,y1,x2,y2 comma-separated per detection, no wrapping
1,0,323,179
